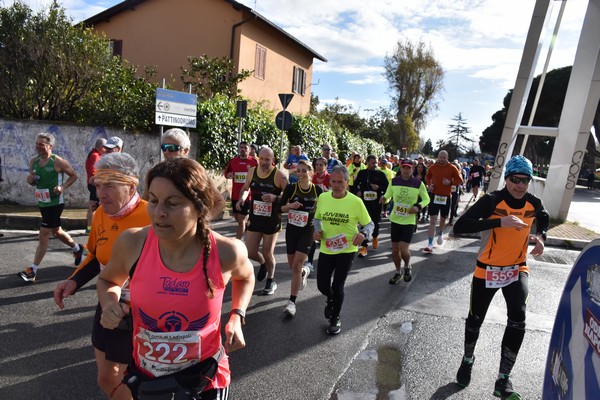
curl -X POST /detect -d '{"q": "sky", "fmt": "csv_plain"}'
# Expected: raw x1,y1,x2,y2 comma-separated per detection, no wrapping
12,0,590,150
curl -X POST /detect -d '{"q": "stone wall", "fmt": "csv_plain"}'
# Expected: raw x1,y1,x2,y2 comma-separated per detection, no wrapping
0,118,231,208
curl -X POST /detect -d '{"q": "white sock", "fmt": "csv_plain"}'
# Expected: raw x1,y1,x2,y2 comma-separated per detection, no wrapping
30,264,39,272
72,243,81,252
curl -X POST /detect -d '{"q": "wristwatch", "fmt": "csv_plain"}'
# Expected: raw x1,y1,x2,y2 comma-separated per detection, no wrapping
230,308,246,325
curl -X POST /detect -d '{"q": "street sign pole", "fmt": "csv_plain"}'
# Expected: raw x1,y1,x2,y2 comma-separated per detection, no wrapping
277,94,294,169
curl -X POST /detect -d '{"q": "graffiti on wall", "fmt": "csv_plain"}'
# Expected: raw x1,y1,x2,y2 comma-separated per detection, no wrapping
0,119,160,207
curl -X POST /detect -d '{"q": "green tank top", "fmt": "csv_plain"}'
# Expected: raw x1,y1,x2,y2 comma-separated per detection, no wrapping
32,155,63,207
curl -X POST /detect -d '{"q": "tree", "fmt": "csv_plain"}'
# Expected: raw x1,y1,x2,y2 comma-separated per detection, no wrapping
421,139,434,156
384,39,444,152
446,112,474,154
180,55,252,101
0,1,115,120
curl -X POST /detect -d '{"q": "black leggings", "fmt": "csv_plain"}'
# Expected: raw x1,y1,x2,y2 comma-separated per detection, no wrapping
464,272,529,375
316,252,356,320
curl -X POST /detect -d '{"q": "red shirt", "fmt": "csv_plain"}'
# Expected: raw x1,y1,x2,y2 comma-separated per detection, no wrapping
312,171,330,191
224,156,258,200
85,149,102,184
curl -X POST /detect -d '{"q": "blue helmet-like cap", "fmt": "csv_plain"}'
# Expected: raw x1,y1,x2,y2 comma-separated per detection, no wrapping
504,155,533,178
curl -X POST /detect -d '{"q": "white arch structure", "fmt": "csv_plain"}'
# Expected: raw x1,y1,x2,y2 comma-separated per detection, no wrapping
488,0,600,220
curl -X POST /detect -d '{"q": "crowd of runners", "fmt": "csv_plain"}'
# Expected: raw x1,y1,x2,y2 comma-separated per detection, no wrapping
17,132,547,400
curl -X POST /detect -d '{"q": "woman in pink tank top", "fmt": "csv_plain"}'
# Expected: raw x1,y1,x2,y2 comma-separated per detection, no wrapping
96,158,255,400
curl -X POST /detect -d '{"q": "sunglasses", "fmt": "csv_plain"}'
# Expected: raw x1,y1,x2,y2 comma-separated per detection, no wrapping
508,175,531,184
161,143,183,152
322,148,332,151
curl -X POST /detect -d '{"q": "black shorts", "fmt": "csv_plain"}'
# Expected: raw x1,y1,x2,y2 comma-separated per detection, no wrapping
471,178,482,188
231,199,249,216
88,183,98,202
390,222,415,243
40,204,64,229
285,225,313,255
427,196,451,218
91,303,133,365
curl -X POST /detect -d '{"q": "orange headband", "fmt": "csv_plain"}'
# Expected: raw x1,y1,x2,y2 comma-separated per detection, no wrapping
94,169,139,186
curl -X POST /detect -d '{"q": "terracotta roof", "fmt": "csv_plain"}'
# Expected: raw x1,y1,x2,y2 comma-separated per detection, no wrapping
82,0,327,62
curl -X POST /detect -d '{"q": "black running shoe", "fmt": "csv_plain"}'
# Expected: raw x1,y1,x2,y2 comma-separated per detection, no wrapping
261,280,277,295
456,356,474,387
18,267,37,282
257,263,267,281
403,265,412,282
73,244,86,267
389,272,402,285
493,375,521,399
327,317,341,335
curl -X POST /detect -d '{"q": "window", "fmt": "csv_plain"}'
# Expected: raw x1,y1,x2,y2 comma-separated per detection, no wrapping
292,66,306,96
254,45,266,80
108,39,122,58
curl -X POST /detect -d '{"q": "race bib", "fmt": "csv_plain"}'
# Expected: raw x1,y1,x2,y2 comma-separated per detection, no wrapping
392,203,411,217
325,233,349,252
288,209,309,227
472,172,480,178
433,194,448,205
234,172,247,183
253,200,272,217
363,191,377,201
35,188,51,203
135,328,201,377
451,185,457,192
485,265,519,288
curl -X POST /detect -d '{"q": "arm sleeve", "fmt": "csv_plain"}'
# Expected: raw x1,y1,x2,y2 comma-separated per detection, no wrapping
418,182,430,208
533,196,550,239
278,184,294,212
453,194,501,234
69,258,101,291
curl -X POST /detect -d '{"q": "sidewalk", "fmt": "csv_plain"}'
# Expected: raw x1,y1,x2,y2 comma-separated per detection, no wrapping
0,187,599,248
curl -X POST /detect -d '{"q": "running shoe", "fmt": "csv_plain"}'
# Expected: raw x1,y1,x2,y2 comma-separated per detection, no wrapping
456,356,475,387
304,261,314,275
324,299,333,320
437,235,445,246
423,246,433,254
257,263,267,281
73,244,86,266
261,280,277,295
403,265,412,282
493,375,521,399
18,267,36,282
283,301,296,317
389,272,402,285
301,266,309,290
372,237,379,249
327,317,341,335
357,246,368,258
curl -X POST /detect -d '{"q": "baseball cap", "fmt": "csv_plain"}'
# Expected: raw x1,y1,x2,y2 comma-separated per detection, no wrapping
250,143,259,152
104,136,123,149
380,159,389,165
400,158,413,167
504,155,533,178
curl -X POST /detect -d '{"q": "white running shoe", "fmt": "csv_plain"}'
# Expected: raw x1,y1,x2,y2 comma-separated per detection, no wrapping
284,301,296,317
423,246,433,254
437,235,445,246
301,266,309,290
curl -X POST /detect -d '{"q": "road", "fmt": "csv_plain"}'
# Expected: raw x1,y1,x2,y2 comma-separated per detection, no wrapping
0,215,580,399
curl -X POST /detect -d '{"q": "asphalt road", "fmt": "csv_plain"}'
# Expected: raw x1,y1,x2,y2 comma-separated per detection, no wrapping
0,215,580,400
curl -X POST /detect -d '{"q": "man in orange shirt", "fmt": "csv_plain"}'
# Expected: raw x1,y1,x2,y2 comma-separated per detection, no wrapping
423,150,462,253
